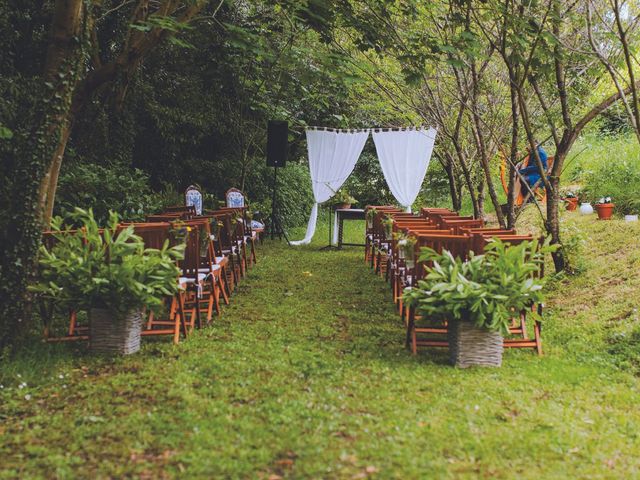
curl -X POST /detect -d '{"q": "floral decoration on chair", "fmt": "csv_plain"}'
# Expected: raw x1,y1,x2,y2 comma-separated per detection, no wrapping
185,185,203,215
226,188,245,208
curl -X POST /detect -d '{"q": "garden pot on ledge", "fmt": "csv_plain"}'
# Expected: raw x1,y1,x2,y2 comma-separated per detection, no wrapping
448,319,503,368
565,198,578,211
90,307,143,355
336,203,351,210
595,203,615,220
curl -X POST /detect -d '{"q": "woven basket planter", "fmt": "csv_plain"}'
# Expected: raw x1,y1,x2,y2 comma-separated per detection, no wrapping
89,308,143,355
447,320,503,368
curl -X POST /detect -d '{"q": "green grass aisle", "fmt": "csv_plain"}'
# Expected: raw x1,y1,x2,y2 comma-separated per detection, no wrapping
1,219,640,478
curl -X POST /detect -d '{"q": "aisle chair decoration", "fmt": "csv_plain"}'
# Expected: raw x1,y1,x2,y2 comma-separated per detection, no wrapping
33,209,185,355
225,188,245,208
185,185,203,215
403,239,554,367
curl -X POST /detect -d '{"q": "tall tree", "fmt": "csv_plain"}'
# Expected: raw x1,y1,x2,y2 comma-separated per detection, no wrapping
0,0,206,350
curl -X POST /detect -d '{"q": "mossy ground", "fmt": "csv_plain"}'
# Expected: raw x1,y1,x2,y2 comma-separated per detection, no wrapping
1,214,639,479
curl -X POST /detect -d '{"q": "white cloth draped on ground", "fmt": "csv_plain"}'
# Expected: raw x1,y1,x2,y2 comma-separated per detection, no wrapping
291,129,369,245
372,127,437,212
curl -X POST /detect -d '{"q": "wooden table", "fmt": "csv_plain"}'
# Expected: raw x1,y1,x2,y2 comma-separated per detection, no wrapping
335,208,366,248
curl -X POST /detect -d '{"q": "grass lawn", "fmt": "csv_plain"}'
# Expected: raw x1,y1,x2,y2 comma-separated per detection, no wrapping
1,213,640,479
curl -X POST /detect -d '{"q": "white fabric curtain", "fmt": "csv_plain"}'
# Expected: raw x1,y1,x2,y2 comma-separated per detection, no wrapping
291,129,369,245
372,127,437,212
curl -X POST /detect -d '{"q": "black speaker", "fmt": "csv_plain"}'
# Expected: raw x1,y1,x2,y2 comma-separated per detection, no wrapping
267,120,288,167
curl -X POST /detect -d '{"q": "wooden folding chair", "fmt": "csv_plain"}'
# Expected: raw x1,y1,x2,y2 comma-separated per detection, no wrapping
125,223,191,343
405,234,472,354
472,233,544,355
366,206,402,267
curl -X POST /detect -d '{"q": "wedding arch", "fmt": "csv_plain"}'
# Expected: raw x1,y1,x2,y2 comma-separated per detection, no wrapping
290,126,437,246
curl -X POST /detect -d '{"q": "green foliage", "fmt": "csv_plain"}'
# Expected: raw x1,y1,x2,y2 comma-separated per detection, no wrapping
31,209,184,317
272,163,314,228
0,124,12,139
55,163,163,225
581,157,640,215
404,240,553,335
328,188,357,206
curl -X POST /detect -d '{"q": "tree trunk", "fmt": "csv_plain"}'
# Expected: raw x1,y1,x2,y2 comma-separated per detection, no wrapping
443,154,461,211
43,122,72,223
468,62,506,227
0,0,85,350
546,173,565,272
38,0,207,225
506,71,519,229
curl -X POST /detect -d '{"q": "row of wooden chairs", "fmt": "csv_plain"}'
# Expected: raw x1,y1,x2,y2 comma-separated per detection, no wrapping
365,206,544,356
40,201,263,345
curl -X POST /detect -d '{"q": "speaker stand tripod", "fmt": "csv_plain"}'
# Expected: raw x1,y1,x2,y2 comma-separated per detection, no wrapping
269,165,290,245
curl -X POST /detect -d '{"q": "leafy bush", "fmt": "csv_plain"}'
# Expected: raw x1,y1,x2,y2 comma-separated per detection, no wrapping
403,239,553,334
272,163,314,228
32,209,184,316
581,157,640,215
55,163,163,225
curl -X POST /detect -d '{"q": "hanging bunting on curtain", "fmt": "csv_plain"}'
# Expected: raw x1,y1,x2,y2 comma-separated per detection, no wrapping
291,128,369,246
372,127,437,212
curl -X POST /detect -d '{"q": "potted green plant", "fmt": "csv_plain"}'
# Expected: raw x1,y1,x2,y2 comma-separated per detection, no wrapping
381,215,394,240
331,188,357,209
594,196,615,220
403,239,552,368
32,208,185,355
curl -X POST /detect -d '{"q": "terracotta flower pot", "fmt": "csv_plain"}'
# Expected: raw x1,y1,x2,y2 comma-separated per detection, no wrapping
565,198,578,211
336,203,351,210
595,203,615,220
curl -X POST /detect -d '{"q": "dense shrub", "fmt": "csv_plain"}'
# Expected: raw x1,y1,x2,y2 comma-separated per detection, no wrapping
581,157,640,215
54,163,162,225
272,163,314,228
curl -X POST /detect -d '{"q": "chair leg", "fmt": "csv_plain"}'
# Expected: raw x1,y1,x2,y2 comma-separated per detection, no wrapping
68,310,77,336
534,320,543,356
171,295,182,344
219,270,230,304
212,276,221,316
250,238,258,264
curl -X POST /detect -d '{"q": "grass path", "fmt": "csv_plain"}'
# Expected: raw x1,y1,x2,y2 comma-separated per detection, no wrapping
1,219,640,478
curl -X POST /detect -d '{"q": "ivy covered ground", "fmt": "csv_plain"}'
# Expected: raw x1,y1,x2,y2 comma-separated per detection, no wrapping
1,215,640,478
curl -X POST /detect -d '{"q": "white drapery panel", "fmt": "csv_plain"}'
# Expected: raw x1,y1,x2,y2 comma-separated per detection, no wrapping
291,129,369,245
372,127,437,212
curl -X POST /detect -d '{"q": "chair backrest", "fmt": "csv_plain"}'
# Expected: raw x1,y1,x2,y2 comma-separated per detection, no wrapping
178,223,201,279
127,223,170,250
412,234,472,285
439,218,483,232
185,185,203,215
147,213,185,222
165,205,196,216
471,233,534,255
226,188,245,208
